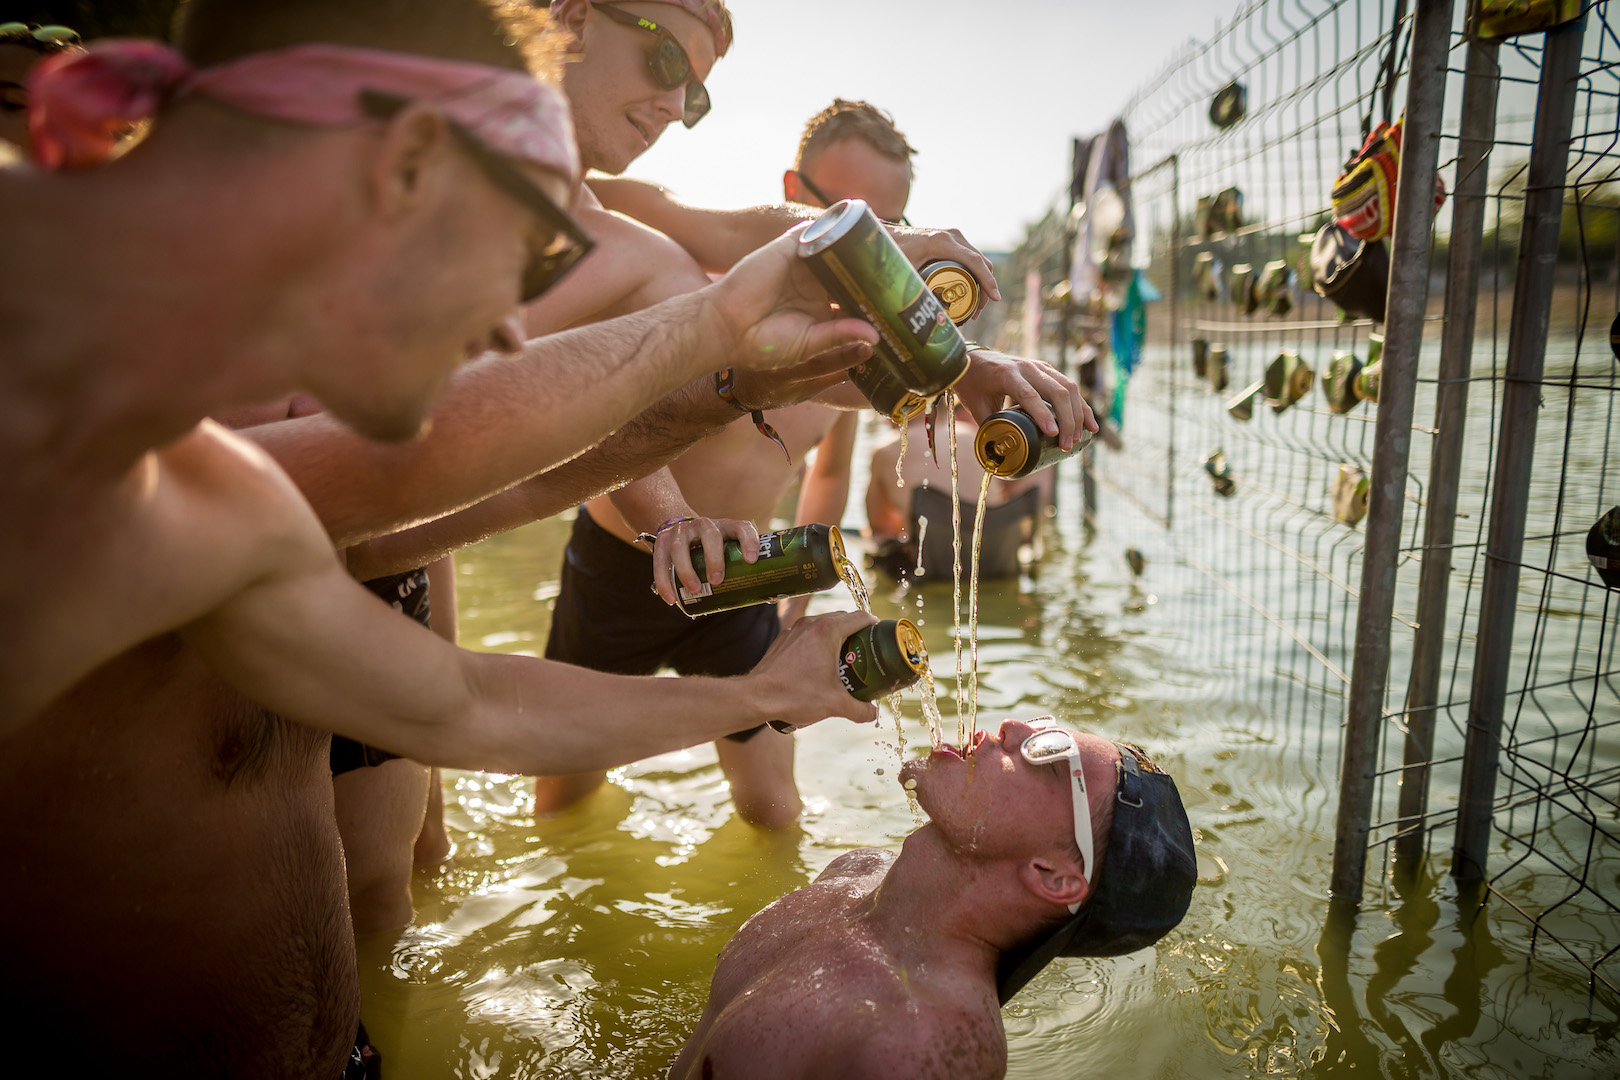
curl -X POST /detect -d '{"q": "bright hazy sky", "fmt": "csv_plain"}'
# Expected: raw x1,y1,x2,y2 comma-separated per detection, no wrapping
616,0,1225,251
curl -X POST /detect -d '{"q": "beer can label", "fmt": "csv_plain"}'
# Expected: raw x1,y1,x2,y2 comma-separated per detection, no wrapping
898,289,950,351
757,534,784,560
678,581,715,603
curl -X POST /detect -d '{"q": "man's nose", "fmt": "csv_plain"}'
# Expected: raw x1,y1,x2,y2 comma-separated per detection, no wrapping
649,84,685,126
997,718,1036,752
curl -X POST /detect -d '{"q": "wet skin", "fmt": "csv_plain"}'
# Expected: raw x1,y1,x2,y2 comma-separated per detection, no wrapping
670,720,1116,1080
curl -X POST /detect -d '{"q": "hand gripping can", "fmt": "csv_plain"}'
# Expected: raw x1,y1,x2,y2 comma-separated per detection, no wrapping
838,618,928,701
974,404,1091,480
920,260,981,326
799,200,970,403
673,524,856,618
768,618,927,733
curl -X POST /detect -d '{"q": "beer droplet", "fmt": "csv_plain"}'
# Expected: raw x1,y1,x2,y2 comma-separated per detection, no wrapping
903,779,918,790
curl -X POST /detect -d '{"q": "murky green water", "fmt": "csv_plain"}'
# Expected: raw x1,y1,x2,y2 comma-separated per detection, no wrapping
355,416,1616,1079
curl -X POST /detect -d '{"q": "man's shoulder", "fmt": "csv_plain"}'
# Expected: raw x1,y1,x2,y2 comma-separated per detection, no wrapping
815,848,896,885
157,422,320,534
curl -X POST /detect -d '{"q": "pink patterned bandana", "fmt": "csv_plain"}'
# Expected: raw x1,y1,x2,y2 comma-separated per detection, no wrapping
595,0,733,57
25,40,579,179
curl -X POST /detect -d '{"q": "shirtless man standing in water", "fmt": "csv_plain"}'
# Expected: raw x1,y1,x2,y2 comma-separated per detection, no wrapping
670,718,1197,1080
0,0,890,1072
535,94,1093,825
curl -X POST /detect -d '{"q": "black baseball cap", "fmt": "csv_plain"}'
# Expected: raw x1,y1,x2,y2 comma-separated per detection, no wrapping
995,745,1197,1004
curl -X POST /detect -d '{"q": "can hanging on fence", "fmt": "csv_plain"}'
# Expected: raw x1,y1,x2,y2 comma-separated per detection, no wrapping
799,200,970,403
974,404,1091,479
768,618,928,732
671,524,856,617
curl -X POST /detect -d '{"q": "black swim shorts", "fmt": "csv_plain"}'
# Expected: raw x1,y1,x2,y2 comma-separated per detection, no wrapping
330,566,432,777
544,507,781,742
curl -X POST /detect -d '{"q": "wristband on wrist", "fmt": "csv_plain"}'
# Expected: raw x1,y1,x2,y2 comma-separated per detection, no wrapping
633,516,695,548
715,368,791,463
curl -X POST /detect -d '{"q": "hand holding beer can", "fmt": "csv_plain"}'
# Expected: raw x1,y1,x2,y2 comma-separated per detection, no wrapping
669,523,857,618
799,200,970,406
769,618,928,733
974,403,1092,479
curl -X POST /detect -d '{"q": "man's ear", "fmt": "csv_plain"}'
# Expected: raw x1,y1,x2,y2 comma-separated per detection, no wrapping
551,0,591,47
368,105,454,222
1019,855,1087,911
783,169,809,205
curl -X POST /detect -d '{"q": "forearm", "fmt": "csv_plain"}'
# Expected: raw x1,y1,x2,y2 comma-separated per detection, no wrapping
450,655,774,775
344,378,735,578
608,467,696,535
589,178,814,273
246,292,732,548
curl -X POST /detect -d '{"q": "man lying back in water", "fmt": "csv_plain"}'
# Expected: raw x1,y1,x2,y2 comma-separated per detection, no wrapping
669,717,1197,1080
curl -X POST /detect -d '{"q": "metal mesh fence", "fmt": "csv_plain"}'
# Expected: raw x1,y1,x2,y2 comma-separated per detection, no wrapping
997,0,1620,1013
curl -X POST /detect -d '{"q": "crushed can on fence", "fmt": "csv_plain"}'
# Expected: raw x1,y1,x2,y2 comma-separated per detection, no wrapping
974,404,1090,479
1332,464,1371,526
1205,448,1236,497
1355,333,1384,403
1227,379,1265,422
1476,0,1582,39
799,199,969,409
1264,350,1315,413
1588,506,1620,589
1192,337,1210,378
1207,344,1231,391
672,524,856,618
1322,350,1365,413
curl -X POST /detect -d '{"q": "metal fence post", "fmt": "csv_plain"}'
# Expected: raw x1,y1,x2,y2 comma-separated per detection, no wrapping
1394,32,1503,875
1453,14,1587,883
1329,0,1455,907
1167,153,1179,531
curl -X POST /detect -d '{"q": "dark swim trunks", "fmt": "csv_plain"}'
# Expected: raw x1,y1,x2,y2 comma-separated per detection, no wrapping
329,567,433,777
544,507,781,742
341,1021,382,1079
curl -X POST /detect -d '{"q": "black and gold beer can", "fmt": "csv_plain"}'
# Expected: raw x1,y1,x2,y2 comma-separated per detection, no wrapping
767,618,928,732
799,199,970,400
838,618,927,701
674,524,855,618
973,404,1091,480
850,362,928,424
920,260,981,325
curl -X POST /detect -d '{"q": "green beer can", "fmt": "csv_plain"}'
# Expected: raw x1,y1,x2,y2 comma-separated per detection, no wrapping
799,199,970,402
768,618,928,733
973,404,1091,480
850,363,928,424
674,523,856,618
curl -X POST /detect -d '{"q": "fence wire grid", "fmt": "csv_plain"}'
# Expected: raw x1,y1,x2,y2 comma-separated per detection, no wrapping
984,0,1620,1024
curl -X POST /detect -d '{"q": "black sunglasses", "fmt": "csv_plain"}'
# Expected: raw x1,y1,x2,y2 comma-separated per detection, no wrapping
792,170,911,227
359,90,594,303
593,4,711,128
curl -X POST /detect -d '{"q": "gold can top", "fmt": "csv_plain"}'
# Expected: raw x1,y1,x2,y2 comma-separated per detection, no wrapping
828,524,853,579
895,618,928,673
890,392,928,424
974,416,1030,477
923,261,980,325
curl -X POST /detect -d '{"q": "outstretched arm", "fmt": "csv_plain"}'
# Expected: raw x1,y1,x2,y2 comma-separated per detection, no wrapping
590,177,1002,302
187,495,880,775
244,231,879,549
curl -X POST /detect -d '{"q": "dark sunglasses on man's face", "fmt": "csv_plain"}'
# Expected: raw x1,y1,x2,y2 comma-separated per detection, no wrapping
359,90,595,303
593,3,711,128
792,170,911,227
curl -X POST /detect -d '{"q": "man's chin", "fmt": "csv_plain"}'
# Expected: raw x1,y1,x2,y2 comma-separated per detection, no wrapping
338,404,431,444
